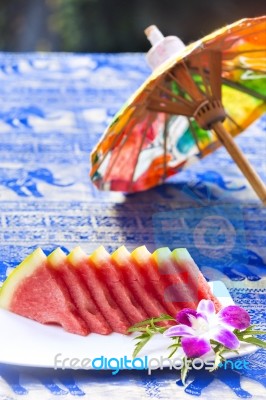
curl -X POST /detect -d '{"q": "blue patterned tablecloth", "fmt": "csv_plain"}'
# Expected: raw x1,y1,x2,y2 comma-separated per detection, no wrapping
0,52,265,399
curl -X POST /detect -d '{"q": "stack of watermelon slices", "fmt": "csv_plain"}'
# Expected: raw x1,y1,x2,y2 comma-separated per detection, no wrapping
0,246,221,336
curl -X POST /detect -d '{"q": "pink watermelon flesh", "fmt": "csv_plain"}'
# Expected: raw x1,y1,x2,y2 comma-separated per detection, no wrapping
49,258,112,335
153,250,198,309
153,248,221,311
90,253,148,325
132,247,221,315
112,248,171,325
68,256,131,334
131,249,185,316
171,249,221,311
10,260,89,336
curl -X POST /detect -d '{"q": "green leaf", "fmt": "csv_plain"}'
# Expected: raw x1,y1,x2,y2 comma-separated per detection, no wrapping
159,314,176,320
133,333,150,340
168,343,180,349
208,345,228,372
129,318,156,328
226,349,240,355
158,327,168,333
168,345,180,358
235,325,266,336
209,353,222,372
210,339,223,346
240,324,256,331
167,337,181,358
145,326,153,335
127,326,149,333
150,319,156,330
168,337,180,347
129,314,175,329
129,325,167,335
133,336,152,358
181,359,189,385
242,337,266,349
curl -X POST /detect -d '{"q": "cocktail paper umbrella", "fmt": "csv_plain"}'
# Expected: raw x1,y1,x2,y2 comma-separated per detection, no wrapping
90,16,266,202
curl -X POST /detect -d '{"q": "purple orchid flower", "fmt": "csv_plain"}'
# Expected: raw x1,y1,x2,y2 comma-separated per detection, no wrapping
164,300,251,358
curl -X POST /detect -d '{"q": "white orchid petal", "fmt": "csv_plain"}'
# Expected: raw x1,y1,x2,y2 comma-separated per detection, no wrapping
197,300,216,322
210,326,240,349
164,324,195,338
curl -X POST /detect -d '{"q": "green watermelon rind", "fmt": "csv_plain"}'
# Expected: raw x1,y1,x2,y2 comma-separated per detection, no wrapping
153,247,192,264
0,248,46,310
153,247,172,264
171,248,193,262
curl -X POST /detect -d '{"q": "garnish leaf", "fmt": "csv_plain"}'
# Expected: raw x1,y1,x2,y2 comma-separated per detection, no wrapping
181,358,189,384
133,336,152,358
129,314,175,329
242,330,266,335
128,326,149,333
241,337,266,349
168,345,180,358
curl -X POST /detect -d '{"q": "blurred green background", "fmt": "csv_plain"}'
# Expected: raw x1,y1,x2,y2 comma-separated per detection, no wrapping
0,0,265,52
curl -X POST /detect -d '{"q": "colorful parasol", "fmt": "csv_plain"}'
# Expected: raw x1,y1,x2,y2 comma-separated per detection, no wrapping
90,16,266,202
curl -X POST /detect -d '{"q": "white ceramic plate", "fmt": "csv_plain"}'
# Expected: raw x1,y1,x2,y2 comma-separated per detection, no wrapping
0,281,257,369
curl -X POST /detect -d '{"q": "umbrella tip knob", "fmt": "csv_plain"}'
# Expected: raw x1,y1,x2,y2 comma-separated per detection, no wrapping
144,25,164,46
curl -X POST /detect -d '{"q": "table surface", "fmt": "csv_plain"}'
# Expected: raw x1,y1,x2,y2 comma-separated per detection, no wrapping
0,52,265,400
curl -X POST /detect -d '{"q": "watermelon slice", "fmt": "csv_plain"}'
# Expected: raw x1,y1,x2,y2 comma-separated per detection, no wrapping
153,247,197,309
90,246,148,324
47,248,112,335
0,248,89,336
131,245,184,316
67,246,130,334
131,246,183,316
171,248,221,311
112,246,170,321
153,247,221,311
131,246,221,313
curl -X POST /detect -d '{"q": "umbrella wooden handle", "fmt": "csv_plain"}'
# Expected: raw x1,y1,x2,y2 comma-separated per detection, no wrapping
213,121,266,204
